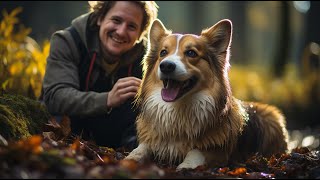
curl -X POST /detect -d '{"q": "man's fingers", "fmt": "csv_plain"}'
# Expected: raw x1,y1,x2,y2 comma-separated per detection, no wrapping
118,76,141,82
116,79,141,90
119,85,139,95
108,77,142,108
121,92,137,100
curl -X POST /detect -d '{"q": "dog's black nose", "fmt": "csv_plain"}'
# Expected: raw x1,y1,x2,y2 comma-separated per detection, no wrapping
160,61,176,74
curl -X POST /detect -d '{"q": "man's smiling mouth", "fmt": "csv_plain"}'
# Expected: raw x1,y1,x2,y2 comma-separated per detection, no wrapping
110,34,126,44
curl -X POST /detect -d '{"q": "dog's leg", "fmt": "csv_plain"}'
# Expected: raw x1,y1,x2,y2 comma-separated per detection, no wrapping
176,149,206,171
124,143,150,162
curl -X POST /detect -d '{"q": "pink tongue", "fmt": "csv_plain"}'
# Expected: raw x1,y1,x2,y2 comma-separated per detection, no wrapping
161,87,180,102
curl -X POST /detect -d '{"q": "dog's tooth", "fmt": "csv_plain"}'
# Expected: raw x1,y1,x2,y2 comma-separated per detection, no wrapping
163,80,168,89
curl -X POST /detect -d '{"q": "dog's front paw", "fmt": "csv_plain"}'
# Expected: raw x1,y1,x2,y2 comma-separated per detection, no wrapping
176,160,205,171
176,149,206,172
124,143,149,162
124,151,144,162
176,162,200,171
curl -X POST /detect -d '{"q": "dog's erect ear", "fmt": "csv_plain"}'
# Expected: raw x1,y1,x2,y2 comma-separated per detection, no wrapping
148,19,170,49
200,19,232,53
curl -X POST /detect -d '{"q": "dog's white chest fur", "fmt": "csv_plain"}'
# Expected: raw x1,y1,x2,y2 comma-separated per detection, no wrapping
142,89,216,136
138,89,216,162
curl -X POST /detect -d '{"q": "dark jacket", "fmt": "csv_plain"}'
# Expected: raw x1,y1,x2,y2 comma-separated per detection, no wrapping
42,12,145,149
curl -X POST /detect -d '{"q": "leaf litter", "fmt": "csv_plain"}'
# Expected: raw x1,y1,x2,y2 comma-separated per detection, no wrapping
0,116,319,179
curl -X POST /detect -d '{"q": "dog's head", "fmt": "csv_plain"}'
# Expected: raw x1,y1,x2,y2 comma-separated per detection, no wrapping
137,19,233,108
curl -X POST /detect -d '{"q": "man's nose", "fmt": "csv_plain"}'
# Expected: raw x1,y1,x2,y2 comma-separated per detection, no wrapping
116,24,127,36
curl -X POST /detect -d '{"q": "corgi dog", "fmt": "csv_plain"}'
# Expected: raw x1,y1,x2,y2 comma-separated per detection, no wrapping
125,19,289,171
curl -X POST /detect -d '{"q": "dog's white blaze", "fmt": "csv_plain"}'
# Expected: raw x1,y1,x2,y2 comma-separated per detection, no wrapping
174,34,183,54
157,35,188,80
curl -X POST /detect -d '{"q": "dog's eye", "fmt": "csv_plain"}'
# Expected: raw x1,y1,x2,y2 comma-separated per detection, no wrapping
185,50,198,58
160,50,168,57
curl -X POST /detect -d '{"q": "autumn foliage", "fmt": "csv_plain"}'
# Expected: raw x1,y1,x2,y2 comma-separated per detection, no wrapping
0,7,49,99
0,123,319,179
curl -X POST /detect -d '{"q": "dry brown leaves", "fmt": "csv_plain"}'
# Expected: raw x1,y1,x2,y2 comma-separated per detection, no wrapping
0,119,319,179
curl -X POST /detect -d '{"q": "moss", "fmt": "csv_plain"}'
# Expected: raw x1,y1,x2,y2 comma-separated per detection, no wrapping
0,105,28,139
0,93,51,140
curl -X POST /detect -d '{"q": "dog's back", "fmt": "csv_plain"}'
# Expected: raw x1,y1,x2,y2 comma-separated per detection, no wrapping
230,101,289,162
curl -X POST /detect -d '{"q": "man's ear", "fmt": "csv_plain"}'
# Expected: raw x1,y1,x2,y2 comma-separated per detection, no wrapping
97,16,102,26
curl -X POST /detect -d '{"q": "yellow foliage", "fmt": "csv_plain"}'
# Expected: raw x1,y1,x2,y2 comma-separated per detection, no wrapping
230,63,319,108
0,7,49,99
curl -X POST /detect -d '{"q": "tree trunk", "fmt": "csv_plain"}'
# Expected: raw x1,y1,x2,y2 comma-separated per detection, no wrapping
273,1,290,77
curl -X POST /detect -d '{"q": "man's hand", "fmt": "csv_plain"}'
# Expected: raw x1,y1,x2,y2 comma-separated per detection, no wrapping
107,77,141,108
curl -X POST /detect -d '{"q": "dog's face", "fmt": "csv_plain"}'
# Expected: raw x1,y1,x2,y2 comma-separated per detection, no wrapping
138,19,233,108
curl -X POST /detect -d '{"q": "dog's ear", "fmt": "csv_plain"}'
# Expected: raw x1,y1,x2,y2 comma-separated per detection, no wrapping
148,19,170,50
143,19,171,78
200,19,232,53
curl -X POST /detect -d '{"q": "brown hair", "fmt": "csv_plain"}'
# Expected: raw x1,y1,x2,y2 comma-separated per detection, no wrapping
88,1,158,42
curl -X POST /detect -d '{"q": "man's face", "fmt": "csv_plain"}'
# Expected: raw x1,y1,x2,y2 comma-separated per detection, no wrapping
97,1,143,57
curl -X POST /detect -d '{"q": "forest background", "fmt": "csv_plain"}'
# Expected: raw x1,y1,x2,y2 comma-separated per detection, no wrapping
0,1,319,179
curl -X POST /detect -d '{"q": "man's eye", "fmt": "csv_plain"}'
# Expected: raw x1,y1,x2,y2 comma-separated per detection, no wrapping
128,25,137,31
112,19,121,24
185,50,198,58
160,50,168,57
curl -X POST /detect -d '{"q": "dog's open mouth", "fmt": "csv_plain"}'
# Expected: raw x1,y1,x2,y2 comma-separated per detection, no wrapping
161,76,198,102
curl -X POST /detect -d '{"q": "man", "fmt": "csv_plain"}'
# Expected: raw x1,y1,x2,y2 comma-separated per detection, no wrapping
42,1,159,150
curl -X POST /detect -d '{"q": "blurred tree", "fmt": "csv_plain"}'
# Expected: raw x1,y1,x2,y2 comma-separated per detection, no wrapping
273,1,290,77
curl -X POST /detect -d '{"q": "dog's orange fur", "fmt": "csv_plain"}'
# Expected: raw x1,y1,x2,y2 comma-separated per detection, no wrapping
125,19,289,170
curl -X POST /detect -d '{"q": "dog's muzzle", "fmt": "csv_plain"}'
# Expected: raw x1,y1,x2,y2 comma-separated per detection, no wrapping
159,61,197,102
